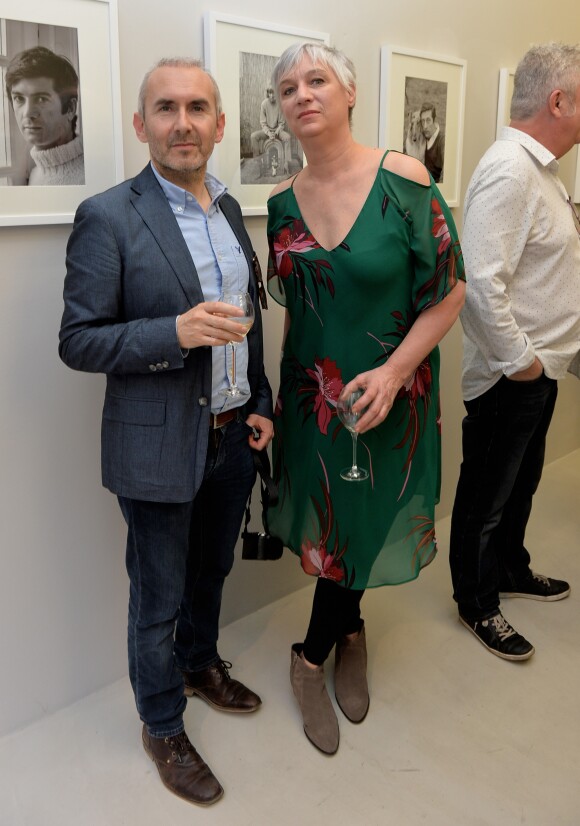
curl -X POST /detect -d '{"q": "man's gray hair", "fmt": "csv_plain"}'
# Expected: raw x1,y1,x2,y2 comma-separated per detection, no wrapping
510,42,580,120
271,43,356,125
137,57,222,118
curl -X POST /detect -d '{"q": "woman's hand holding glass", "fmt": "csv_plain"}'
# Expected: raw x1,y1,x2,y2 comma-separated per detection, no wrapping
340,363,406,435
337,389,369,481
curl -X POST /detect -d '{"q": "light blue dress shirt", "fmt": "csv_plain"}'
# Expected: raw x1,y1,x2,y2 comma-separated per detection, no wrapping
151,163,251,412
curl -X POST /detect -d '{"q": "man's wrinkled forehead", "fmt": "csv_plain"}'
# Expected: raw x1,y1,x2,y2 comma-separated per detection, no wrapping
144,66,217,112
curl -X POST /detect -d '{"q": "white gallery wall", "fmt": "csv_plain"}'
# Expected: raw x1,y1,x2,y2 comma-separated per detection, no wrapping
1,0,579,736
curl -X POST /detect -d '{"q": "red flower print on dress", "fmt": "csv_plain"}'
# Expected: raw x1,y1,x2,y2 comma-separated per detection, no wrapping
267,219,336,323
395,357,433,498
431,197,451,255
372,310,434,499
414,198,462,312
273,219,320,278
299,479,351,584
301,540,345,582
301,357,343,435
401,358,432,407
406,514,437,570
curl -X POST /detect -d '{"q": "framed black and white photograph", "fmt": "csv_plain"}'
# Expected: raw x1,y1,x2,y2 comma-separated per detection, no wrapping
496,68,515,138
204,13,329,215
379,46,466,207
0,0,122,226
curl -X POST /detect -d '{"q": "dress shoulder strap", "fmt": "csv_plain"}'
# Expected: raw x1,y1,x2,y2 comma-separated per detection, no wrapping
290,170,302,189
379,149,390,167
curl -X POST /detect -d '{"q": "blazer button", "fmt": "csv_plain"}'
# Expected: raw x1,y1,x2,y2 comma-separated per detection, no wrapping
162,361,169,369
198,397,208,407
149,364,157,372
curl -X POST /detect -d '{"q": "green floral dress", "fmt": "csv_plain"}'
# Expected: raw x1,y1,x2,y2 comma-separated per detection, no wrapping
266,152,465,589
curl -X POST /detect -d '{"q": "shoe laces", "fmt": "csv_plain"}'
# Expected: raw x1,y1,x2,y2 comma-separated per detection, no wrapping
488,614,516,641
165,731,193,762
217,659,233,677
531,571,549,586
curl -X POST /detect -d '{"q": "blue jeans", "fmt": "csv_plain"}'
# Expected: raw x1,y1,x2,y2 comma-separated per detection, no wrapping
449,374,558,620
118,418,256,738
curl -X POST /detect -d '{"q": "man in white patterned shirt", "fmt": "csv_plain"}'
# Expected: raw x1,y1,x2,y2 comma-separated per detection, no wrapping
450,43,580,661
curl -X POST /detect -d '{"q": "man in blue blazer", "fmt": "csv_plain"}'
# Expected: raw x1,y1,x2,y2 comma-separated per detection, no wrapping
59,58,273,806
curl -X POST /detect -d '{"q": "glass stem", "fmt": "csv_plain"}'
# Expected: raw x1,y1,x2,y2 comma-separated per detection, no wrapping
230,344,237,388
351,432,359,470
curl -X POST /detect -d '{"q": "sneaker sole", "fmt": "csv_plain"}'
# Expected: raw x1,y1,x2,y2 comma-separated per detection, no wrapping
458,616,535,661
499,588,571,601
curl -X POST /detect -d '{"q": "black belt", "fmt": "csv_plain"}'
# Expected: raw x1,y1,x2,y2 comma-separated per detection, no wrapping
209,409,238,429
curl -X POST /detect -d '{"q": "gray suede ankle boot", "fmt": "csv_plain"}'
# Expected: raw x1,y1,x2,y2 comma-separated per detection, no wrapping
290,645,339,755
334,623,369,723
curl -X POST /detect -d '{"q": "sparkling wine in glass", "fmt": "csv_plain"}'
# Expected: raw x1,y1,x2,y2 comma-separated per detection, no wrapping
221,292,254,397
337,389,369,481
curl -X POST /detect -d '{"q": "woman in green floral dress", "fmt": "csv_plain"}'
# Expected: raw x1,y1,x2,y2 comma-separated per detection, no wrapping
267,43,465,755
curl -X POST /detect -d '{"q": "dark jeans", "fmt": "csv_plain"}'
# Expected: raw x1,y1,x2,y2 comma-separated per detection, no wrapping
118,418,256,738
303,578,365,665
449,374,558,620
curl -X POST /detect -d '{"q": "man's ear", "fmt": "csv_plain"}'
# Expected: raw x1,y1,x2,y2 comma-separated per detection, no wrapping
549,89,566,118
133,111,148,144
214,111,226,144
66,97,78,119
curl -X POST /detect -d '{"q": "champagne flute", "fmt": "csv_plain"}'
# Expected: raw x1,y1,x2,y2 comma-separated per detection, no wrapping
337,389,369,481
221,292,254,397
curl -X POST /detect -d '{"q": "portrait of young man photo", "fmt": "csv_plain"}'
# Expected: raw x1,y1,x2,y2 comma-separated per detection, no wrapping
1,19,84,186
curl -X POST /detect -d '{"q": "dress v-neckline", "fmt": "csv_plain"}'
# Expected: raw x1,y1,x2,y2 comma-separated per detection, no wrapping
289,150,390,253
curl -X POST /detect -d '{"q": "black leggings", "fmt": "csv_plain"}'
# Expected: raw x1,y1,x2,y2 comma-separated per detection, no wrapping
302,577,365,666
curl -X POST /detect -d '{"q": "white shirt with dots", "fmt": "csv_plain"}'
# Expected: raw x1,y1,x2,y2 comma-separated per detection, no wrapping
460,126,580,401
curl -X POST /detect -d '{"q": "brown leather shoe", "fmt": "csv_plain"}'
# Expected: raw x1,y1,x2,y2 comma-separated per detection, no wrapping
182,660,261,713
142,726,223,806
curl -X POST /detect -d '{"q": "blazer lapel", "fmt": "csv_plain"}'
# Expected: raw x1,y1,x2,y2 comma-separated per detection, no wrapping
129,165,204,308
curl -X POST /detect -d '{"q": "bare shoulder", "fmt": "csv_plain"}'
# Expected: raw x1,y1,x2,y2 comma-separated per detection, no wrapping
269,175,296,199
382,150,430,186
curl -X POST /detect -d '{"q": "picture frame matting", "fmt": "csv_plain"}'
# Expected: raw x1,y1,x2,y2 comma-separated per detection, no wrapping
0,0,123,226
379,46,466,207
204,12,329,216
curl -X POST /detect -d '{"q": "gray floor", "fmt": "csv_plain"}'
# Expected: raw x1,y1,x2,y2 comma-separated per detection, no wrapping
1,450,578,826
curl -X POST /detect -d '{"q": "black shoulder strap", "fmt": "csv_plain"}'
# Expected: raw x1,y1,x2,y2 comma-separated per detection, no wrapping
252,253,268,310
242,450,278,537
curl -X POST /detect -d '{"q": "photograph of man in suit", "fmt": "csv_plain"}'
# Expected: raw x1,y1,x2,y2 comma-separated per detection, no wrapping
59,57,273,807
5,45,85,185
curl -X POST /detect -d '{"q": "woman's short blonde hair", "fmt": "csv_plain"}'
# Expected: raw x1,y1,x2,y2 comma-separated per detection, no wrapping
272,43,356,125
